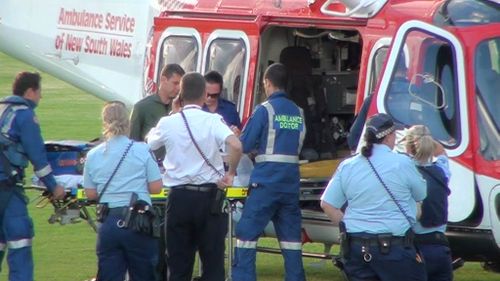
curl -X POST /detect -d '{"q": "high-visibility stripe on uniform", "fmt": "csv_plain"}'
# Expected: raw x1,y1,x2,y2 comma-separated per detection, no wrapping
297,107,305,153
236,240,257,249
7,238,32,249
255,154,299,163
279,241,302,250
0,104,29,135
35,164,52,178
262,102,276,155
258,101,304,164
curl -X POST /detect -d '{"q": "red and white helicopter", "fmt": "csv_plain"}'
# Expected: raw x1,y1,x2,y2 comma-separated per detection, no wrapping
0,0,499,271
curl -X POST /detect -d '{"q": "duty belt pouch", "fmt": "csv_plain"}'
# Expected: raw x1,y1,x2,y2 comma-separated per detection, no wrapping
96,203,109,223
377,233,392,254
210,188,226,215
129,200,161,238
338,221,350,259
404,228,415,249
150,206,163,238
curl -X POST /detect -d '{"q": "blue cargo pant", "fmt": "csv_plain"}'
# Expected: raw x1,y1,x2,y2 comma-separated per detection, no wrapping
232,187,305,281
0,193,34,281
343,235,427,281
97,213,159,281
419,244,452,281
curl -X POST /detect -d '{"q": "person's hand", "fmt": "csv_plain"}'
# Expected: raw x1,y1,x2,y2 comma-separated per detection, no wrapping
51,185,66,200
217,172,235,190
230,125,241,137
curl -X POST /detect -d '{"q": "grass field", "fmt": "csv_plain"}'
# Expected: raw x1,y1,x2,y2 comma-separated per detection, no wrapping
0,51,498,280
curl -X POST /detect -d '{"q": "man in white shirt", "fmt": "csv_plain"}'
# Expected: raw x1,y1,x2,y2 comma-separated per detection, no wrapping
147,72,242,281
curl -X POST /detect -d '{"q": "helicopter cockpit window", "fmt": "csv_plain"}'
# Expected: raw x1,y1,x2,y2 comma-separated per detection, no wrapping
205,38,246,106
475,38,500,160
434,0,500,27
385,30,460,147
158,35,198,82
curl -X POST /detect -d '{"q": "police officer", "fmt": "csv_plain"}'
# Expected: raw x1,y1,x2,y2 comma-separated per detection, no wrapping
84,101,163,281
320,113,427,281
147,72,242,281
0,72,64,281
232,63,306,281
406,125,453,281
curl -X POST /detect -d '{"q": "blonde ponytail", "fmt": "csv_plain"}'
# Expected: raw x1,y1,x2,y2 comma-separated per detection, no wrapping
102,101,130,140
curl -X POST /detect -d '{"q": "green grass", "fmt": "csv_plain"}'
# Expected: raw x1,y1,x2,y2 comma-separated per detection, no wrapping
0,51,498,280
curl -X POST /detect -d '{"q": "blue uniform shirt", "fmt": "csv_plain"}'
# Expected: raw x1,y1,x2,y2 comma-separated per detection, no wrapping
203,97,241,128
240,91,305,193
0,96,57,191
321,144,427,236
83,136,161,208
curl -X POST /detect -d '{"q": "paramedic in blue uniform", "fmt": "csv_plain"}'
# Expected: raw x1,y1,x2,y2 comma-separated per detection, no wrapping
147,72,242,281
0,72,64,281
203,70,241,130
83,101,163,281
232,63,306,281
405,125,452,281
321,113,427,281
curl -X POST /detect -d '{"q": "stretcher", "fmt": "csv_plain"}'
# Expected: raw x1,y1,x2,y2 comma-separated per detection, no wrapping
34,182,249,232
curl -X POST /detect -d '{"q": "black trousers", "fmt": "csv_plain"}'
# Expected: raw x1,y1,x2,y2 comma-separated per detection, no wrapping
165,188,228,281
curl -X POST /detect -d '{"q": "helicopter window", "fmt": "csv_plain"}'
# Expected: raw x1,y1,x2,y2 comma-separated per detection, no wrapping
385,30,460,148
475,37,500,160
205,38,246,107
368,47,388,95
434,0,500,27
158,35,199,82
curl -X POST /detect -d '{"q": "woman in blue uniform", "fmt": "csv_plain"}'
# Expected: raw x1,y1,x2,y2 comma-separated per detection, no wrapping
83,101,163,281
321,113,427,281
405,125,453,281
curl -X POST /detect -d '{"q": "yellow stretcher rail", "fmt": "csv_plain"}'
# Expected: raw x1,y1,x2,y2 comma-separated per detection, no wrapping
76,186,249,201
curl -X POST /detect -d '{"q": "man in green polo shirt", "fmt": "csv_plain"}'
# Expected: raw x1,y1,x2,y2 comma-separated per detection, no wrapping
130,63,185,160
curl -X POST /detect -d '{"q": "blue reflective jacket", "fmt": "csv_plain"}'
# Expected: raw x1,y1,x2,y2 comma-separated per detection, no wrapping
0,96,56,191
240,92,305,193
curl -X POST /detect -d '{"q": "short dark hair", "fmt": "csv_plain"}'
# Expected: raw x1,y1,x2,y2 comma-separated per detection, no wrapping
180,72,206,102
12,72,41,96
264,63,287,90
161,64,185,79
204,71,223,89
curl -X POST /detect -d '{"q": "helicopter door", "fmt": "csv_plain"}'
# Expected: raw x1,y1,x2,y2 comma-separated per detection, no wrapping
376,20,473,223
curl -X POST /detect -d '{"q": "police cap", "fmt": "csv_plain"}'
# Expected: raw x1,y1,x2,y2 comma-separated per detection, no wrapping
366,113,395,140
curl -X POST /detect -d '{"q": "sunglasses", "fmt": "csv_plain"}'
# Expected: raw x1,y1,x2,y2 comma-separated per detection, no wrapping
207,93,220,99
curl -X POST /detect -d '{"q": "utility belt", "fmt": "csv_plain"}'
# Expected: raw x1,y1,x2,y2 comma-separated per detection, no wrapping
98,202,162,239
170,183,225,215
414,231,449,246
106,206,129,218
338,222,415,262
349,233,410,247
170,183,217,193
